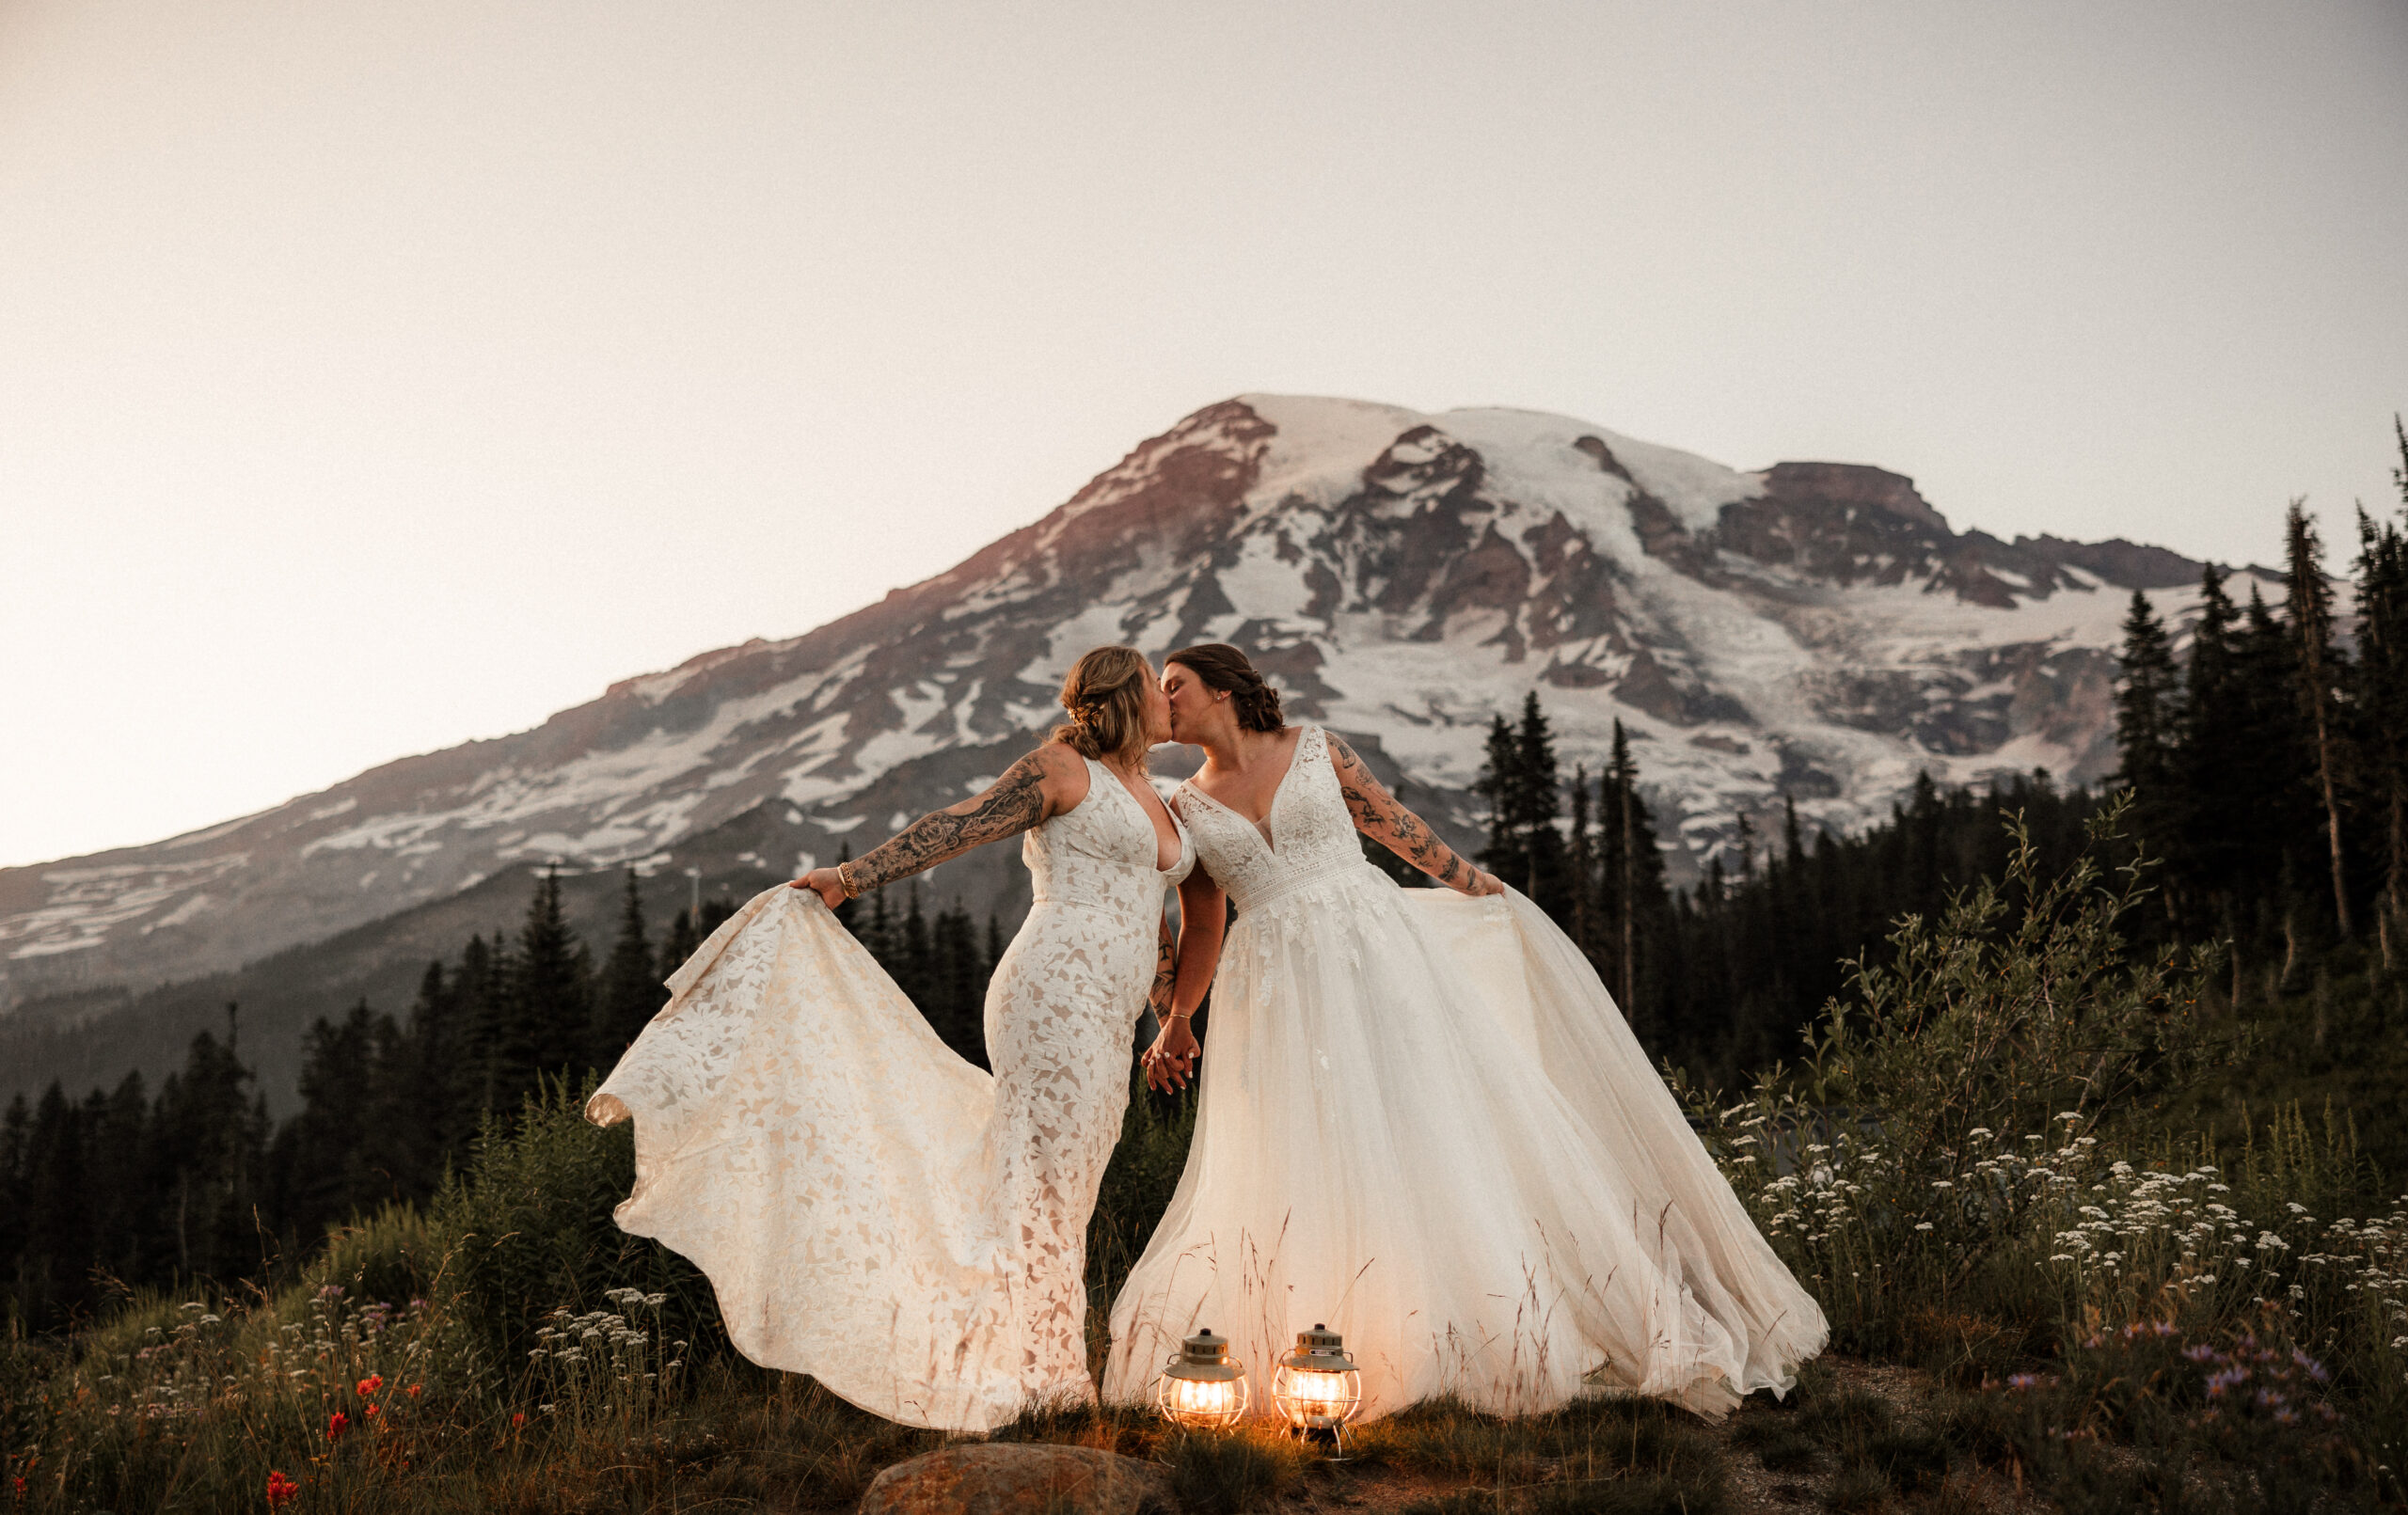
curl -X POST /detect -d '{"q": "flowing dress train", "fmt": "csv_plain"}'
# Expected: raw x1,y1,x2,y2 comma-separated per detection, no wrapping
1102,725,1825,1421
588,758,1191,1431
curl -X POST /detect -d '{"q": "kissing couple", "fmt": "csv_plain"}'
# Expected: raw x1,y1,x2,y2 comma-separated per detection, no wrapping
587,643,1825,1431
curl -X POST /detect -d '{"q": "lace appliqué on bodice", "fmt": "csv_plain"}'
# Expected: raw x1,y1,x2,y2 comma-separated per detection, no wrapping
1173,725,1369,919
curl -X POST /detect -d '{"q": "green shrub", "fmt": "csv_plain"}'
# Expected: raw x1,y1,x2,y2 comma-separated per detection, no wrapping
430,1073,724,1372
1676,806,2408,1495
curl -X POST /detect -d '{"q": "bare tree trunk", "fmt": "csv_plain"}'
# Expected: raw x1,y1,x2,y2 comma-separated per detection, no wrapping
2281,909,2301,993
2289,498,2353,938
2315,725,2353,939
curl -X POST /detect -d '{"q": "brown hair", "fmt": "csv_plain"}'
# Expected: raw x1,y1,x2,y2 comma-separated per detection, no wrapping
1165,643,1284,733
1050,645,1157,764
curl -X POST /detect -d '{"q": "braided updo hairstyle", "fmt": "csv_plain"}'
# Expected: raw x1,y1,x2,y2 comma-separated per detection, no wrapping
1049,645,1158,765
1164,643,1284,733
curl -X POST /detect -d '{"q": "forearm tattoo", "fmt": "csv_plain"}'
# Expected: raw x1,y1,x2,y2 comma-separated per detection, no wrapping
1326,732,1473,887
1149,919,1178,1011
848,751,1050,892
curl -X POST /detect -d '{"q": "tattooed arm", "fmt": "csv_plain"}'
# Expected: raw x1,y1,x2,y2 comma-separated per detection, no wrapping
1325,731,1504,896
789,746,1085,905
1143,863,1227,1093
1148,914,1178,1016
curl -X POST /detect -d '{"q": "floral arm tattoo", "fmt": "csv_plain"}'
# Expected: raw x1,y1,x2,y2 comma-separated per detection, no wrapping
847,750,1053,893
1148,915,1178,1013
1325,731,1476,889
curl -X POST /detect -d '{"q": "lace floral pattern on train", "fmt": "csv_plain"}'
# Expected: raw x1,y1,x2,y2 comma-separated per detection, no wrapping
588,756,1188,1431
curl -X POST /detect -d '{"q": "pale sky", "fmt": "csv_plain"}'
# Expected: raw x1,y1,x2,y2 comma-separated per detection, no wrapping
3,1,2403,870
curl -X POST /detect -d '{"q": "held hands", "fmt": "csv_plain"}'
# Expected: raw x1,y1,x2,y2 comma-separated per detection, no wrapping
789,867,849,907
1142,1016,1200,1094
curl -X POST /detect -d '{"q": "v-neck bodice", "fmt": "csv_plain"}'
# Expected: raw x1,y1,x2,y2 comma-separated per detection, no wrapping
1172,726,1363,913
1020,756,1194,925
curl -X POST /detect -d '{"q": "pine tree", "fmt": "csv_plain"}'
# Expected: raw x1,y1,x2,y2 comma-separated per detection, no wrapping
2353,503,2408,952
1565,764,1597,960
660,907,702,977
271,1001,401,1243
2286,501,2354,938
897,882,932,1009
2113,590,2184,871
1513,693,1569,911
2178,565,2248,924
1597,720,1668,1022
2234,585,2316,955
927,901,988,1066
1476,713,1522,882
1474,694,1568,913
21,1082,87,1326
592,869,658,1065
456,932,510,1117
486,867,594,1115
83,1071,150,1290
861,887,895,973
150,1028,268,1286
393,959,466,1194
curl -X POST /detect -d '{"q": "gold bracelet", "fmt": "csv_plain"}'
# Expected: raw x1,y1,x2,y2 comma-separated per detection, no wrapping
837,860,861,898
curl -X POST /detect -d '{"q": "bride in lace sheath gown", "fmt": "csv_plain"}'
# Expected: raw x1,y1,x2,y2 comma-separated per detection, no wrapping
1104,645,1825,1422
587,647,1192,1431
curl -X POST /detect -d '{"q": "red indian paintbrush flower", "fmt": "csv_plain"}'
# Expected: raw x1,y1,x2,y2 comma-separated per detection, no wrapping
326,1410,349,1442
356,1375,382,1396
266,1469,299,1507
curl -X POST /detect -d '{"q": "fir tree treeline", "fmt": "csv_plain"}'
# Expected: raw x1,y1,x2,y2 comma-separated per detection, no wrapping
2113,420,2408,991
1476,692,2100,1089
0,864,1003,1334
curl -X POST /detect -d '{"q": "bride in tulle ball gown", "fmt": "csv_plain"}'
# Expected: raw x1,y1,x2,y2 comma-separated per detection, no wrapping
1105,645,1826,1421
586,645,1191,1432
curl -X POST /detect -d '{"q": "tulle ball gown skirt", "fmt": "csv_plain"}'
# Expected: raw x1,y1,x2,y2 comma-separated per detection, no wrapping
1103,873,1827,1421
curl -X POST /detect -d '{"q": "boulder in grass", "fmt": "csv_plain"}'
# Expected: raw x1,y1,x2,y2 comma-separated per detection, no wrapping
858,1444,1175,1515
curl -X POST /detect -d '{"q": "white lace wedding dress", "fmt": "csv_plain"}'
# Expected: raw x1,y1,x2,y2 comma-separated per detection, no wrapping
1102,725,1826,1421
587,756,1192,1431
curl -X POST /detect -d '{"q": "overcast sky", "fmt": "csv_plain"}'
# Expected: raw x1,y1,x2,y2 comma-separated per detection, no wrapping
3,0,2403,870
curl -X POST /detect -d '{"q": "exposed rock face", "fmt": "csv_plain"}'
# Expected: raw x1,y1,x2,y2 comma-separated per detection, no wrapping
857,1444,1174,1515
0,394,2265,1021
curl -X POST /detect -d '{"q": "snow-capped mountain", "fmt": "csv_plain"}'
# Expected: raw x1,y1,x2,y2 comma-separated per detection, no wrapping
1,394,2245,1013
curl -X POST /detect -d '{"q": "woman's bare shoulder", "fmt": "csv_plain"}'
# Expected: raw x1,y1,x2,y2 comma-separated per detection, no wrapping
1022,742,1087,779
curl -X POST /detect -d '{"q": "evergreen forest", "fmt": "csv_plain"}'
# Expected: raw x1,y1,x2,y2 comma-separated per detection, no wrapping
7,423,2408,1340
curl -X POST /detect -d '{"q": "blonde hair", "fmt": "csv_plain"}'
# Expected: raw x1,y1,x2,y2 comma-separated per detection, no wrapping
1050,645,1156,765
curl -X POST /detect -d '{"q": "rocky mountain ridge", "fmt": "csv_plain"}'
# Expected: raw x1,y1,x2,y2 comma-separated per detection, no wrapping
2,394,2257,1026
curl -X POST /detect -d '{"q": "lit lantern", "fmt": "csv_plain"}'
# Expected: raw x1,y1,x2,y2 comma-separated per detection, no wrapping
1272,1323,1363,1449
1154,1328,1249,1428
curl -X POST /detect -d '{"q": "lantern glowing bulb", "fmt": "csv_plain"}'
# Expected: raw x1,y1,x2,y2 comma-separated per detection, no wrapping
1154,1328,1248,1428
1273,1324,1363,1449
